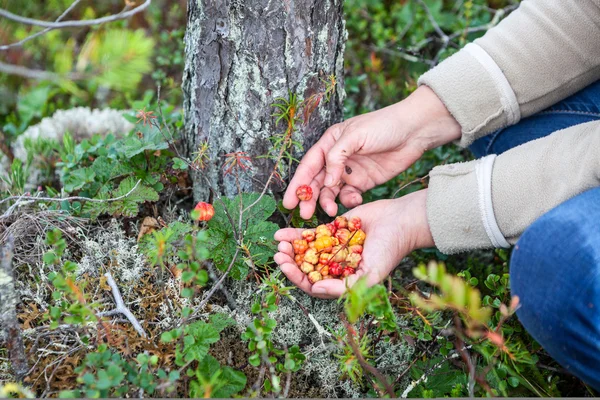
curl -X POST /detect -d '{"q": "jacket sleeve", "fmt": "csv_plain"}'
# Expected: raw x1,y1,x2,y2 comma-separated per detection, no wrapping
418,0,600,147
426,121,600,254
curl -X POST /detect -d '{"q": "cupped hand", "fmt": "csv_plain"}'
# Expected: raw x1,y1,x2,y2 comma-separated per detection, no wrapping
274,189,434,299
282,86,460,219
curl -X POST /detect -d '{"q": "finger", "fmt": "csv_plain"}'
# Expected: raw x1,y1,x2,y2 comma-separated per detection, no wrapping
274,252,294,266
324,125,361,188
277,241,294,257
319,185,340,217
274,228,304,242
279,262,333,299
282,132,336,210
299,169,326,220
339,184,363,209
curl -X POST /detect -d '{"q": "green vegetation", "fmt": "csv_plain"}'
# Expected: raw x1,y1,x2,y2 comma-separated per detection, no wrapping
0,0,591,398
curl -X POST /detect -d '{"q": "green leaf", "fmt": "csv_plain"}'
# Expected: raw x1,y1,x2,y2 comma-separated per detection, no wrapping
189,355,246,398
209,313,237,333
182,321,220,363
206,193,277,279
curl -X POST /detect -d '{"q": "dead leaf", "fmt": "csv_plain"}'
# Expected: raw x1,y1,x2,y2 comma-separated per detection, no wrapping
138,216,160,241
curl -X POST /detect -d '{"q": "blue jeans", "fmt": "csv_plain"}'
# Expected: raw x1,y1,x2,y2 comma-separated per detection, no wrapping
471,80,600,391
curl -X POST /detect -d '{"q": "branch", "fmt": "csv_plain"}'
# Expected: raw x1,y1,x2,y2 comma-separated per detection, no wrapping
0,179,142,208
0,0,151,29
341,314,395,398
0,234,29,381
197,247,241,311
98,272,147,338
0,0,82,51
0,60,82,81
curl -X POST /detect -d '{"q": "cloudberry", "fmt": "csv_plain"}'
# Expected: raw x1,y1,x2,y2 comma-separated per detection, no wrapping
348,216,362,232
300,262,315,274
315,224,332,238
335,228,351,245
329,262,342,276
308,271,322,284
294,254,304,266
319,252,332,265
326,223,337,236
292,239,308,254
302,230,316,242
349,229,366,246
315,236,334,252
334,216,348,229
304,248,319,265
342,267,355,277
296,185,313,201
348,244,363,254
346,253,362,268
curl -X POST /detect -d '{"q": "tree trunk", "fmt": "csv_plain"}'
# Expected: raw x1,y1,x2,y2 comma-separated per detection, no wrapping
183,0,346,200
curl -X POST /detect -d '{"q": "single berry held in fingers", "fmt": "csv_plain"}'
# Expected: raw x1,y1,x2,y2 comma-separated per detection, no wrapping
296,185,313,201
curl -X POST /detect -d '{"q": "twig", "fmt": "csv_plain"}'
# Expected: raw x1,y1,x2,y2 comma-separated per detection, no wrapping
197,248,241,310
0,0,82,51
415,0,449,44
0,179,142,207
98,272,147,338
341,314,395,397
0,60,82,80
392,174,429,198
0,0,151,29
0,234,29,381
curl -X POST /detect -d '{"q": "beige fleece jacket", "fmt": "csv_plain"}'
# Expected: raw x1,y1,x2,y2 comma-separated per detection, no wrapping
417,0,600,254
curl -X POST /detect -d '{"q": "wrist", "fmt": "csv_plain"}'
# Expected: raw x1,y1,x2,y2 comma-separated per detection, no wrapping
399,189,435,251
402,85,462,151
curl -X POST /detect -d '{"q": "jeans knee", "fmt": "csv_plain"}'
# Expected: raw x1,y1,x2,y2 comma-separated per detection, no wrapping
509,195,600,389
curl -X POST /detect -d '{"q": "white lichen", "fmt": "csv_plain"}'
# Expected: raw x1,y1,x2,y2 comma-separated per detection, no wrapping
13,107,134,162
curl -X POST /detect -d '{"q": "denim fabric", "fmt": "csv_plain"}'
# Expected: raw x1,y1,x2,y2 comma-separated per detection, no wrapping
470,80,600,158
469,81,600,390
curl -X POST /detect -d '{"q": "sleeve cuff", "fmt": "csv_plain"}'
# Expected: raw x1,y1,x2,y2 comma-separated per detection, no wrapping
418,43,521,147
426,155,509,254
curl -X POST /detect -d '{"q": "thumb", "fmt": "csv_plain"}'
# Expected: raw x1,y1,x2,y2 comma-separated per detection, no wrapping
324,134,356,187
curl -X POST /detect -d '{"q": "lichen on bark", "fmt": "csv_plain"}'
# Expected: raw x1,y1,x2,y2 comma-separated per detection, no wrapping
183,0,346,200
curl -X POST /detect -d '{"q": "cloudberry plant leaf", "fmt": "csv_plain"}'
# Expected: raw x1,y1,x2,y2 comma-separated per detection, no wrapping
189,355,247,398
206,193,278,279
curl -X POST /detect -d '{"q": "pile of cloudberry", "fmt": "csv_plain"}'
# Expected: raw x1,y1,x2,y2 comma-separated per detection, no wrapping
292,216,366,284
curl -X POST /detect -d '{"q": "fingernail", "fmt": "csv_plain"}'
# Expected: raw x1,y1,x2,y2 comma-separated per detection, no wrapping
324,173,334,187
313,286,327,294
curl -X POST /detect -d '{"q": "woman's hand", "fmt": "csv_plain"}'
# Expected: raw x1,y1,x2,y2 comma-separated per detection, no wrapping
282,86,460,219
274,189,434,299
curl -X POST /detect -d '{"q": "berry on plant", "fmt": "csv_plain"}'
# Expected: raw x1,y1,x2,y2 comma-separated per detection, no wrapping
296,185,313,201
193,202,215,221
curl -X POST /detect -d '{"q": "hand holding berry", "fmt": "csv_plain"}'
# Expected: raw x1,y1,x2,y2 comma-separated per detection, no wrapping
274,190,434,299
280,86,461,220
